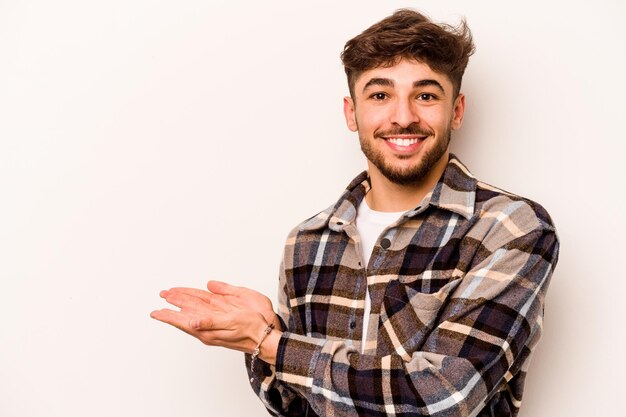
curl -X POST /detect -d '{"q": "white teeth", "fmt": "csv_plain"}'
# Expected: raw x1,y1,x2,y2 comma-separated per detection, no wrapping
387,138,420,147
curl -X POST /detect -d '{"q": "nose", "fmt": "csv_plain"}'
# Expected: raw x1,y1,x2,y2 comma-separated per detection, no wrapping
390,98,419,128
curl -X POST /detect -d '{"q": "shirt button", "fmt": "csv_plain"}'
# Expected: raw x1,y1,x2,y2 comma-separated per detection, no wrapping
380,238,391,249
349,321,356,329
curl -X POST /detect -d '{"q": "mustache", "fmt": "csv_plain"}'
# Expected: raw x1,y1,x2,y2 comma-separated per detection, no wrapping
374,124,433,138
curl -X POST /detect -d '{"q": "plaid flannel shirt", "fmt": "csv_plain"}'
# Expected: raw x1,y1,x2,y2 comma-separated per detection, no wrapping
246,155,559,416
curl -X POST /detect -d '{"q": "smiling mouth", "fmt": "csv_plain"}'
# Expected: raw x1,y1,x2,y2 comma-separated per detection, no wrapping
386,137,423,147
376,125,432,151
378,133,430,153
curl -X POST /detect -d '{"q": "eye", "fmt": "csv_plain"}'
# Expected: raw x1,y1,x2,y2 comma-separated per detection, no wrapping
417,93,436,101
370,92,388,101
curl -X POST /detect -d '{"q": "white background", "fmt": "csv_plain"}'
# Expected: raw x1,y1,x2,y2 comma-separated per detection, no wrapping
1,1,624,416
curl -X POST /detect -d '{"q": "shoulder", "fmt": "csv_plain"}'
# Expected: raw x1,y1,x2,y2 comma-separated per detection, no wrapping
439,155,556,237
475,180,555,229
470,179,558,252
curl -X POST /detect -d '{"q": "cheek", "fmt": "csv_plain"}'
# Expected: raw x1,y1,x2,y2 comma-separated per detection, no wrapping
356,107,388,131
423,108,453,129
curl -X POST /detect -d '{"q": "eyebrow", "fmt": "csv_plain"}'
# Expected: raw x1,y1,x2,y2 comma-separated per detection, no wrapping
362,78,394,92
413,79,446,95
362,78,446,96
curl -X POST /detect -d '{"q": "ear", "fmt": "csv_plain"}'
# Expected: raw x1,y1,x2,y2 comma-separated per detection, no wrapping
450,93,466,130
343,96,358,132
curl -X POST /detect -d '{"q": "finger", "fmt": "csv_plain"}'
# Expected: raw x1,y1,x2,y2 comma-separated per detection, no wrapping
188,312,234,331
207,280,242,297
202,293,235,312
167,287,236,313
166,287,213,304
161,290,210,312
150,308,195,333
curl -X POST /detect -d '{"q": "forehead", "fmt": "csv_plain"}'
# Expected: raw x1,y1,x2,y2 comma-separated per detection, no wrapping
355,59,453,92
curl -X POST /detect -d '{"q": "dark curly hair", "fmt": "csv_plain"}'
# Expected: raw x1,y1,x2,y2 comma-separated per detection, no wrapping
341,9,475,98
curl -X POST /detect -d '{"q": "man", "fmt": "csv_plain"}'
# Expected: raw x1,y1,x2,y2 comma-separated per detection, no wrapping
151,9,559,416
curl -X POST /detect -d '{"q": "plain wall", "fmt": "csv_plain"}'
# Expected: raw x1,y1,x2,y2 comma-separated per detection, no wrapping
1,1,624,416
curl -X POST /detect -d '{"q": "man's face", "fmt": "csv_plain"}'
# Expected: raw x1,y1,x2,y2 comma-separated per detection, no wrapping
343,59,465,186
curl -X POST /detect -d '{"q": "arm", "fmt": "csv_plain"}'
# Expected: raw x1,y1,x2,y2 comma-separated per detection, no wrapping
151,218,558,416
272,226,559,416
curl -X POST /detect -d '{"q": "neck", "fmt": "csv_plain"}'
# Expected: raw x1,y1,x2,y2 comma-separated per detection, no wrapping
365,152,449,212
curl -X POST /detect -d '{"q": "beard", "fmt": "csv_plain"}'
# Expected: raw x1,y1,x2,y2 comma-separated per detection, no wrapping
359,123,451,186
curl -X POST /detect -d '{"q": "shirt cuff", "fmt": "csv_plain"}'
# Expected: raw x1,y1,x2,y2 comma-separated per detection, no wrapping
275,332,324,387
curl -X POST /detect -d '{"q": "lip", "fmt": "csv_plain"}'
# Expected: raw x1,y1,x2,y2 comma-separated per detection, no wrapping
382,134,427,139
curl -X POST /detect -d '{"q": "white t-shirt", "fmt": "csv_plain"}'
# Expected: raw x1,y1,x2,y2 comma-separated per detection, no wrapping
355,198,405,353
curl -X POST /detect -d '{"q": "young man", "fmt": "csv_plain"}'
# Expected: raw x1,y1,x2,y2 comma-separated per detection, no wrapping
151,9,559,416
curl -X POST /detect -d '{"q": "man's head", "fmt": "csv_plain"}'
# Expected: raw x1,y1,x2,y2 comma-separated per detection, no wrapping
341,9,474,100
341,10,475,188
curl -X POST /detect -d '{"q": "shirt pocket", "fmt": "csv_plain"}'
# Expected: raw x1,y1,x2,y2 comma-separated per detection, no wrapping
383,275,462,330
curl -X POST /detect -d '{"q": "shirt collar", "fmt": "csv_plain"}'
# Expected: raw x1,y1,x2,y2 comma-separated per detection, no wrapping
427,155,477,220
300,154,477,232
